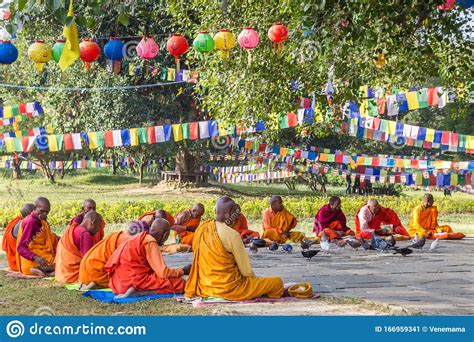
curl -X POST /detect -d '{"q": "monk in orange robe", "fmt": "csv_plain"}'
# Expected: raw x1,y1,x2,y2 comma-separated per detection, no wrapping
105,218,190,298
314,196,354,241
185,197,284,300
79,220,150,290
2,203,34,271
16,197,59,277
355,199,410,240
173,203,205,246
409,194,465,240
69,199,105,244
55,212,103,284
234,205,260,240
261,196,305,244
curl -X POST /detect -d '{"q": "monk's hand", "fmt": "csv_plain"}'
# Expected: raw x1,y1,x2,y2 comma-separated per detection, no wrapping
182,264,192,275
33,256,48,267
172,225,185,233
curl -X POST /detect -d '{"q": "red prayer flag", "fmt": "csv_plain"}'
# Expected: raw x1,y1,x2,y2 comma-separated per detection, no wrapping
287,112,298,127
450,132,458,146
21,137,30,152
441,131,450,145
427,88,439,106
190,122,199,140
366,129,374,140
377,97,385,114
146,127,156,144
19,103,27,114
64,134,74,150
104,131,114,147
259,143,266,152
373,117,381,130
372,157,380,166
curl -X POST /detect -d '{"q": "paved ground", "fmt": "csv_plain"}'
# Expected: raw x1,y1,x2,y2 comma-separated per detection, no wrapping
165,237,474,315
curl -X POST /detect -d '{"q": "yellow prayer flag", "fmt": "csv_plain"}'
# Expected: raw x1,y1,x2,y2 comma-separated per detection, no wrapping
130,128,139,146
3,106,13,119
359,99,368,117
425,128,434,142
388,120,397,135
4,138,14,152
48,135,59,152
406,91,419,110
58,0,80,71
167,68,176,81
467,136,474,149
319,153,328,162
88,132,98,149
172,124,183,141
46,125,54,134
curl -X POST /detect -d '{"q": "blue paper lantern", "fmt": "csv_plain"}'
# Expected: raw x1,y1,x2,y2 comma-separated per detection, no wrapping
103,38,124,61
0,40,18,64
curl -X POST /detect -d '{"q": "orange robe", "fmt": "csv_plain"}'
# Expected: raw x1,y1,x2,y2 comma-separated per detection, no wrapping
2,215,21,271
55,223,100,284
15,221,58,276
409,204,464,240
261,208,304,244
355,206,409,240
105,232,185,295
174,209,201,246
318,221,355,241
138,210,175,226
185,220,284,300
79,231,130,287
234,214,260,239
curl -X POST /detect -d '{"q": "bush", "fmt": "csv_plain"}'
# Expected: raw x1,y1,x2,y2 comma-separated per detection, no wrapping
1,196,472,228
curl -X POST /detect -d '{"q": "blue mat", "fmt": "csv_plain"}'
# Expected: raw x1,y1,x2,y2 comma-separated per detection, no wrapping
82,290,181,303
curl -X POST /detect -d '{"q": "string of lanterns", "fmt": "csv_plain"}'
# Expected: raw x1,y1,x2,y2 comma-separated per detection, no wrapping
0,22,291,74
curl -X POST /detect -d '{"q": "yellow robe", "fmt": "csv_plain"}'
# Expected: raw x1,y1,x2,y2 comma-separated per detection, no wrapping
185,220,284,300
409,204,452,238
261,208,304,243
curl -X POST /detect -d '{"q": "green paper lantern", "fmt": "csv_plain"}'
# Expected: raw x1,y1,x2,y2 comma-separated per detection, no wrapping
192,31,215,53
52,39,65,63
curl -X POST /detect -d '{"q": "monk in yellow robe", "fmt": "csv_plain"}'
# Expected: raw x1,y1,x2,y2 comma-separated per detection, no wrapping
79,220,149,290
105,218,191,298
2,203,34,271
69,199,105,244
185,196,284,301
173,203,204,246
409,194,465,240
261,196,305,244
16,197,59,277
55,212,103,284
234,205,260,240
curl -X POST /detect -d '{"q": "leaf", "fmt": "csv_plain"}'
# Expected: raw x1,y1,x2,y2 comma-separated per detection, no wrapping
117,13,129,27
48,0,62,11
17,0,27,11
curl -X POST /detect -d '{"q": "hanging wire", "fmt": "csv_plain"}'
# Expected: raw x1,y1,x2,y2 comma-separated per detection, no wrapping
0,81,187,92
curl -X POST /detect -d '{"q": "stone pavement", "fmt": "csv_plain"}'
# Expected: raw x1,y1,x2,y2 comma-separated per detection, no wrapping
165,237,474,315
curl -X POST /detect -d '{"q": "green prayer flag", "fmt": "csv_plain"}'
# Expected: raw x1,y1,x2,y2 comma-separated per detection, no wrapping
416,89,429,108
138,127,148,144
11,105,19,116
95,131,104,148
56,134,64,150
182,123,190,140
14,138,23,152
278,114,289,129
368,98,378,117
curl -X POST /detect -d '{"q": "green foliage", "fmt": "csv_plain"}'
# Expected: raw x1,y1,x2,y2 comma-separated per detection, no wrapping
1,195,473,228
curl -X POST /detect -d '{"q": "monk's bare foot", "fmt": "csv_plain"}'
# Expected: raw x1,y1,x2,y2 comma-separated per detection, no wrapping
45,271,55,277
79,282,97,291
29,268,46,277
114,287,158,299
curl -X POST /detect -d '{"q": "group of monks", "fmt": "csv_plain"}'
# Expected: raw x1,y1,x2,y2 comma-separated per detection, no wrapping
1,193,465,301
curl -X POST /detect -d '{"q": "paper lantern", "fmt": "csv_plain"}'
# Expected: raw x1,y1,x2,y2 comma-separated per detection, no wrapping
166,33,188,72
0,40,18,64
51,39,65,63
28,40,52,72
80,39,101,74
192,31,215,56
213,29,236,60
268,22,288,49
104,38,124,74
238,27,259,65
137,36,159,60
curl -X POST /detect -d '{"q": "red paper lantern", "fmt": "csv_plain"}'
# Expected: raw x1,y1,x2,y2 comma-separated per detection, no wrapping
137,36,159,60
80,39,101,63
167,33,188,72
267,22,288,49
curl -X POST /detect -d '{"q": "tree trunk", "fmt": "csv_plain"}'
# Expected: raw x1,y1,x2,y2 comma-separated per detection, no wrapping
12,162,21,179
40,161,55,184
112,155,118,175
174,149,196,173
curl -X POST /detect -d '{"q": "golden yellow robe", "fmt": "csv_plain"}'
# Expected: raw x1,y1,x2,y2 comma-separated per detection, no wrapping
185,220,284,300
409,204,464,240
261,208,304,243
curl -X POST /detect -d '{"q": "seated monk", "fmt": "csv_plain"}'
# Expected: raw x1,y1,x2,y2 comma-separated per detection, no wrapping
355,199,410,240
138,209,174,227
105,218,190,298
2,203,34,271
173,203,205,246
261,196,305,244
314,196,354,241
69,199,105,244
55,212,103,284
185,196,284,300
16,197,59,277
234,204,260,240
79,221,149,290
409,194,465,240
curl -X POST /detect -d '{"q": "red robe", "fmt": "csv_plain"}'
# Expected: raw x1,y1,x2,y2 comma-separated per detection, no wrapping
355,206,409,240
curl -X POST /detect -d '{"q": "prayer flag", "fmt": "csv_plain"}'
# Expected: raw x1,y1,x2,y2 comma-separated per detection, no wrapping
104,131,114,147
164,124,172,141
121,129,131,146
48,135,59,152
368,98,378,117
138,128,148,144
359,99,368,117
278,114,289,129
208,120,219,137
155,126,165,143
256,121,266,132
172,124,183,141
190,122,199,140
58,0,80,71
425,128,434,142
427,88,439,106
416,89,429,108
88,132,99,149
288,112,298,127
129,128,139,146
147,127,156,144
406,91,419,110
199,121,210,139
72,133,82,149
112,130,123,147
396,93,409,112
437,87,447,108
182,123,190,139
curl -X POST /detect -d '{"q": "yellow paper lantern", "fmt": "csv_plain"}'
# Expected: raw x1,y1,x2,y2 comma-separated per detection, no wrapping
28,40,52,72
213,29,236,60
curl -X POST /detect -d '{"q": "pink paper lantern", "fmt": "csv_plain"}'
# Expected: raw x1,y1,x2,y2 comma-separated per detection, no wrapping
137,36,159,60
238,27,260,49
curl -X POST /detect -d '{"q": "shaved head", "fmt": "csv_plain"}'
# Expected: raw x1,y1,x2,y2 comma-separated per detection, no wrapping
216,196,238,226
154,210,168,220
83,199,97,213
423,193,434,208
82,211,103,236
149,218,171,245
20,203,34,218
367,198,380,214
191,203,205,219
328,196,341,211
34,197,51,221
270,195,283,212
